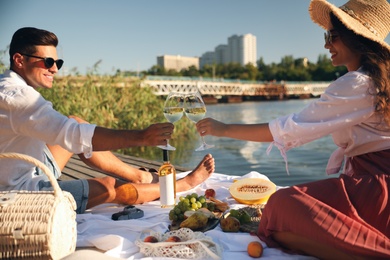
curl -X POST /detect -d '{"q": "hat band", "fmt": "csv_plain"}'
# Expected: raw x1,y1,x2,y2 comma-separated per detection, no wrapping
340,5,379,37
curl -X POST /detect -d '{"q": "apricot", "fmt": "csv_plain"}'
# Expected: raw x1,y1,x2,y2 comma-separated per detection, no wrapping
205,189,216,199
247,241,263,258
165,235,181,242
143,235,158,243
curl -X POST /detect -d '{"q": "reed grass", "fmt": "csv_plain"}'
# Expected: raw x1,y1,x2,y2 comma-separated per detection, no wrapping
38,75,197,162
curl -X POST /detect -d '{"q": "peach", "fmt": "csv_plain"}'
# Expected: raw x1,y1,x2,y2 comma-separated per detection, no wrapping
247,241,263,258
205,189,216,199
165,235,181,242
143,235,158,243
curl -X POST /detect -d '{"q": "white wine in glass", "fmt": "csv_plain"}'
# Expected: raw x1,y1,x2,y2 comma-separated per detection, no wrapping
158,92,184,151
184,92,214,151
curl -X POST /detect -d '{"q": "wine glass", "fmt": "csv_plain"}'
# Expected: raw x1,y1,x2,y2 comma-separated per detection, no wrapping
157,92,184,151
184,92,214,151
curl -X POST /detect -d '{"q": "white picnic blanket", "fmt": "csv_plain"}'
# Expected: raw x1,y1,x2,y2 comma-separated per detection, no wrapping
75,171,318,260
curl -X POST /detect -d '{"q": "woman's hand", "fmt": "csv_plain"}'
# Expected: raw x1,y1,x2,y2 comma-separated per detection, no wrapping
196,118,226,137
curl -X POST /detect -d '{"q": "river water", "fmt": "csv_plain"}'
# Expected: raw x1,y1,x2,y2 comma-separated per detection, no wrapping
169,99,338,187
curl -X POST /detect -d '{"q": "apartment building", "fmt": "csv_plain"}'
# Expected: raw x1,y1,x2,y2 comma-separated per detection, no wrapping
201,33,257,68
156,34,257,71
157,55,199,71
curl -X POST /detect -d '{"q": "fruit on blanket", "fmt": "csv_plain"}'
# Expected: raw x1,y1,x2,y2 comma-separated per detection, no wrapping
247,241,263,258
208,197,230,212
180,211,209,230
205,188,216,199
169,193,210,222
144,236,158,243
229,178,276,205
229,209,251,224
184,208,215,219
220,216,240,232
165,235,181,242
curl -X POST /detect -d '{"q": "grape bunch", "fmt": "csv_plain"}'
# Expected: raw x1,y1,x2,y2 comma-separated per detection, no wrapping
169,193,215,222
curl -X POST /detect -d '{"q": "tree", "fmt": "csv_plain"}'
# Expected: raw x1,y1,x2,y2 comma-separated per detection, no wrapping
0,46,9,73
244,63,258,81
182,65,200,77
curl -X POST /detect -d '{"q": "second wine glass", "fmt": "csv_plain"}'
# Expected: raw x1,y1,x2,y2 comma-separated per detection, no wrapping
157,92,184,151
184,92,214,151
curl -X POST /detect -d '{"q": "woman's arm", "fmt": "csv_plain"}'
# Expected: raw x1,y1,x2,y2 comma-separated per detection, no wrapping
196,118,274,142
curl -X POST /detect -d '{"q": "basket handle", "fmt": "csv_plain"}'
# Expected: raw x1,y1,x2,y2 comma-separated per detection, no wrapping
0,153,63,197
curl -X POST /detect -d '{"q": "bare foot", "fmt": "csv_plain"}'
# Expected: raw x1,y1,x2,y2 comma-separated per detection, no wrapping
177,154,215,192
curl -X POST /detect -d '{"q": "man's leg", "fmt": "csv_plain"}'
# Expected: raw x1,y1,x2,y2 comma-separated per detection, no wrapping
48,115,156,183
86,154,215,209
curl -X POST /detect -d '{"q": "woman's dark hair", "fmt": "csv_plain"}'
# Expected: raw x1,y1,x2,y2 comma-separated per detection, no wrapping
331,13,390,125
9,27,59,68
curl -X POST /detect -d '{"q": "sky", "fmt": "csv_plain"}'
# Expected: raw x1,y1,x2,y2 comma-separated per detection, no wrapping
1,0,389,75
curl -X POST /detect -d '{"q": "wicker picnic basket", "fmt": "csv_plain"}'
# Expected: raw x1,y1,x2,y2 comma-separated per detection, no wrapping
0,153,77,259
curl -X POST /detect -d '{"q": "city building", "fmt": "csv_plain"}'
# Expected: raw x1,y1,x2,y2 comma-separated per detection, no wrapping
200,33,257,68
199,51,215,69
157,33,257,70
157,55,199,71
215,44,229,65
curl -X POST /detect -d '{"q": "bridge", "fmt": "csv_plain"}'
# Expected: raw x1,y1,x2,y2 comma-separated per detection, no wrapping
141,76,330,101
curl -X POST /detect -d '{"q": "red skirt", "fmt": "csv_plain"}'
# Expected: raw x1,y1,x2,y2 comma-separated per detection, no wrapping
257,149,390,258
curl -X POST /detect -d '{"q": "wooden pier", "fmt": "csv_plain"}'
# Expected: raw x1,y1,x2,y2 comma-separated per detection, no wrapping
60,153,189,181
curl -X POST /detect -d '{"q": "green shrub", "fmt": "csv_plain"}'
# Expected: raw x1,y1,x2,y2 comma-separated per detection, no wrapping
39,75,197,164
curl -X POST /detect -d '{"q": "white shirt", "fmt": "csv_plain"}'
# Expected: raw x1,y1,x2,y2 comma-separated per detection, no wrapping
0,70,96,190
269,69,390,175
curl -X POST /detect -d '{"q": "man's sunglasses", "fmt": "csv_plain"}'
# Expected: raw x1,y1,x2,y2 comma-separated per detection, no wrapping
324,31,339,45
21,53,64,70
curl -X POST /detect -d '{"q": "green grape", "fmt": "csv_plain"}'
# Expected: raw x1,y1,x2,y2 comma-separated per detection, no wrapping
169,210,175,220
207,202,215,211
174,207,181,215
179,204,186,213
183,205,190,213
169,192,216,223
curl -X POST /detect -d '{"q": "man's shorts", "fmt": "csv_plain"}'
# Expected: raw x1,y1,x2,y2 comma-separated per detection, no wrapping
37,147,89,214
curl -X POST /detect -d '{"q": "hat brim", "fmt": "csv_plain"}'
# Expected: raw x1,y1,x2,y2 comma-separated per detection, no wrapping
309,0,390,51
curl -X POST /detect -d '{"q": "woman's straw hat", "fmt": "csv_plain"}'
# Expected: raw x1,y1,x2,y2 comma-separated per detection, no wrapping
309,0,390,51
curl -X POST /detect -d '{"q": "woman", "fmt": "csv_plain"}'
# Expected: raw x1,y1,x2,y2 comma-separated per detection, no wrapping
196,0,390,258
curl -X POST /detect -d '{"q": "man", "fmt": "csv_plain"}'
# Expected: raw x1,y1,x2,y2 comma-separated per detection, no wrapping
0,27,214,213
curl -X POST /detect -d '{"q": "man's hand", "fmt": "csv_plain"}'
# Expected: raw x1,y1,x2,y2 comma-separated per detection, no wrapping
141,122,174,146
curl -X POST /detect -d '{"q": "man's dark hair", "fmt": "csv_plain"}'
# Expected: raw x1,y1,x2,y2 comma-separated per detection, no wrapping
9,27,59,67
